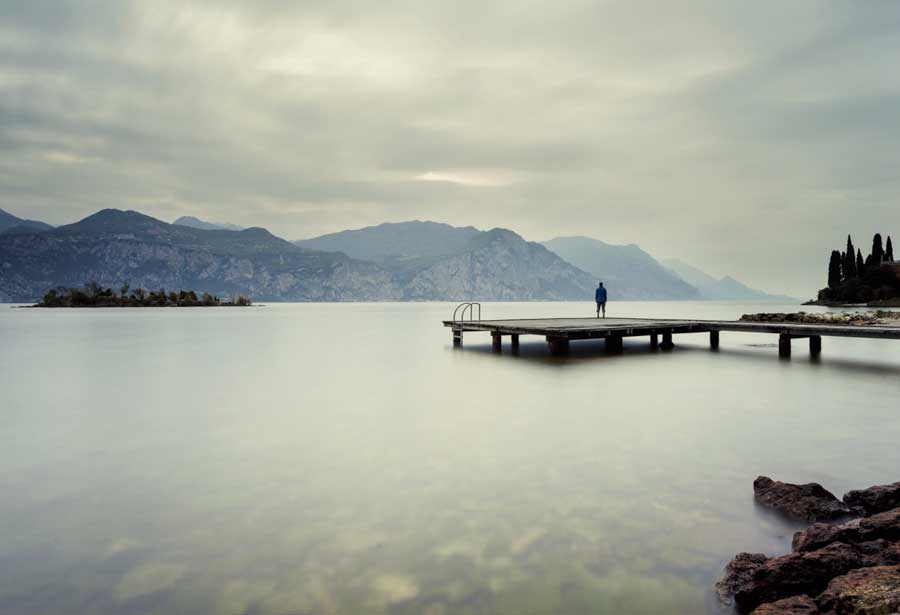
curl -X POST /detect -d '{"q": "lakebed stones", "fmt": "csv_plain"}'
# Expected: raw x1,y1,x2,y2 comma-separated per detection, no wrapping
843,481,900,517
719,477,900,614
754,476,851,522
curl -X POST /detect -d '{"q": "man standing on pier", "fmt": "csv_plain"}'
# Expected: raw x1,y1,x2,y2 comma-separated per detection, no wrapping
595,282,607,318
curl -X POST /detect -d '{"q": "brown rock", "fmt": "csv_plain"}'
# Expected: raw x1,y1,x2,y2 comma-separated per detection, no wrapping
793,509,900,553
755,476,852,522
751,595,820,614
843,482,900,517
815,565,900,614
720,543,862,611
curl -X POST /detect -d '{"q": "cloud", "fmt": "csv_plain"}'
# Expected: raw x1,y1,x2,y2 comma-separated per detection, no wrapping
1,1,899,295
413,171,512,187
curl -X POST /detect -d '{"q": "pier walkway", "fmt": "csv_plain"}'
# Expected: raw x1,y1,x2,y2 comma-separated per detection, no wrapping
443,316,900,357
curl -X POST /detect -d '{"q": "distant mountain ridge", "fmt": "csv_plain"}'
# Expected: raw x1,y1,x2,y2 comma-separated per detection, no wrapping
542,236,699,300
173,215,244,231
0,209,796,303
0,210,399,302
0,208,53,233
299,221,595,300
665,259,794,302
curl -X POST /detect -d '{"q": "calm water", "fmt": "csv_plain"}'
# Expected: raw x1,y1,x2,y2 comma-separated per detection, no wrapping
2,301,900,615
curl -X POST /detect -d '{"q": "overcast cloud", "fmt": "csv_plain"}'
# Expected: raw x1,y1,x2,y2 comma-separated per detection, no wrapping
2,1,899,295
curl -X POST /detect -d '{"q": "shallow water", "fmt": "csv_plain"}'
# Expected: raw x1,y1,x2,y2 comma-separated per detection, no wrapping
2,301,899,615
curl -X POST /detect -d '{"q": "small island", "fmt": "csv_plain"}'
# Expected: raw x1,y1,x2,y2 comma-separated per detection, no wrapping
809,233,900,306
34,283,252,307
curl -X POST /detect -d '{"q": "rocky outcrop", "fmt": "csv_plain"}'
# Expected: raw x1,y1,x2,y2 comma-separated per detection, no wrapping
792,509,900,553
816,565,900,614
718,543,862,611
754,476,851,522
750,595,819,614
843,482,900,516
741,312,900,325
719,477,900,614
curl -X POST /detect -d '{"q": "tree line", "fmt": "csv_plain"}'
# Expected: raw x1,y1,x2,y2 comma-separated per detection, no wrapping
819,233,898,304
38,282,252,307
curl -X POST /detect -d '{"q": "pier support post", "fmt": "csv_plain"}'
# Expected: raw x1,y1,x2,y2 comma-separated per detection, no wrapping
650,333,658,350
511,334,520,352
606,334,624,354
710,330,720,350
779,334,791,358
810,335,822,357
453,328,463,347
491,332,502,352
660,332,674,350
547,337,569,355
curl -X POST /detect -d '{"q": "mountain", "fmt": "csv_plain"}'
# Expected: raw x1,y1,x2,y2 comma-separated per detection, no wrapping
298,221,596,300
173,215,243,231
0,208,53,233
665,259,795,302
0,209,399,302
295,221,481,261
541,236,699,300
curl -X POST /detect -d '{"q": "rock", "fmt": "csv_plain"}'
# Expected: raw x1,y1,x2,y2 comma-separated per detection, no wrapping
717,552,770,604
815,565,900,615
751,595,820,614
720,543,862,611
858,540,900,567
843,482,900,516
793,509,900,553
754,476,852,522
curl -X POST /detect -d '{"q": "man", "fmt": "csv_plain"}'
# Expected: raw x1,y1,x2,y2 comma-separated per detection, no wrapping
595,282,607,318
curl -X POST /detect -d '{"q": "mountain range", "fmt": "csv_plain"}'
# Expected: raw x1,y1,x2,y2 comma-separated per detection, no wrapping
173,215,244,231
0,208,794,303
0,208,54,234
664,259,795,302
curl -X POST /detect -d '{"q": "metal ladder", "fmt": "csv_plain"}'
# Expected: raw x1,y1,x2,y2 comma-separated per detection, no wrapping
451,302,481,345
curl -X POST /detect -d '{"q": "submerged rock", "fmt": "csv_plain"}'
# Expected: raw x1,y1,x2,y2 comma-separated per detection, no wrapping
754,476,851,522
750,595,820,614
843,482,900,517
815,565,900,615
792,508,900,553
720,543,862,611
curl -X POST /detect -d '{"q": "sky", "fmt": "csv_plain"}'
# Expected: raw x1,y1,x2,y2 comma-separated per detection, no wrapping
1,1,899,296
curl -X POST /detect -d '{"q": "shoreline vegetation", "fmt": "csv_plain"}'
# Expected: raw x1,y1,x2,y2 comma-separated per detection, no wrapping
806,232,899,306
32,283,252,308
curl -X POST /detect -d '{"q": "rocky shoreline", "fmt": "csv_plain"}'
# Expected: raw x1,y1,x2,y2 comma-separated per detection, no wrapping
740,311,900,326
716,476,900,614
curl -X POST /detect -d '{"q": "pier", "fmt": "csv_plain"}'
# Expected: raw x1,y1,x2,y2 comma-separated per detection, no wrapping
443,316,900,358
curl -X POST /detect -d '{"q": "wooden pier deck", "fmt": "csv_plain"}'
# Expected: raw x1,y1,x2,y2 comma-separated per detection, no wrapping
443,317,900,357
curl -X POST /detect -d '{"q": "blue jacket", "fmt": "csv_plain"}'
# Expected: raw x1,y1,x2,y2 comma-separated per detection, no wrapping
595,287,607,303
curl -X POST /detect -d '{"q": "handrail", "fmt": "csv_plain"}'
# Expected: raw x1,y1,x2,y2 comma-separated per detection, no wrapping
452,302,481,327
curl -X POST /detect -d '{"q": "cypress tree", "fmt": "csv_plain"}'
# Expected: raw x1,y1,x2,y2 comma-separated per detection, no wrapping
844,235,857,278
856,248,865,275
872,233,885,264
828,250,842,288
887,236,894,262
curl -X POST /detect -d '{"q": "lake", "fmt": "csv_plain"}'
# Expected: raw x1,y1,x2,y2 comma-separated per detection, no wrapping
2,301,899,615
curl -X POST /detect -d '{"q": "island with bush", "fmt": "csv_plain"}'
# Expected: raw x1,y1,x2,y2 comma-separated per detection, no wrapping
810,232,900,306
33,283,252,307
